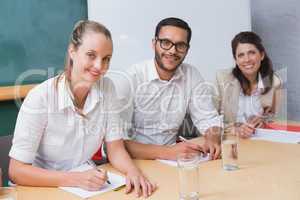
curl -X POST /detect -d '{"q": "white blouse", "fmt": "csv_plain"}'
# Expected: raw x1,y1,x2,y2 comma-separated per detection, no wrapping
236,73,264,123
9,75,124,171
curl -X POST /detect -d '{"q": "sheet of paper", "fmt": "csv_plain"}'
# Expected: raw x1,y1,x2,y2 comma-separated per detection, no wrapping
251,128,300,144
60,163,125,199
157,154,210,167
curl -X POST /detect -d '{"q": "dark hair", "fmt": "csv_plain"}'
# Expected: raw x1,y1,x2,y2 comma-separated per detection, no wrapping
231,31,273,95
155,17,192,44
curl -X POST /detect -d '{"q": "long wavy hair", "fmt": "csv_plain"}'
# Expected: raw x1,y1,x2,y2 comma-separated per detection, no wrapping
231,31,273,95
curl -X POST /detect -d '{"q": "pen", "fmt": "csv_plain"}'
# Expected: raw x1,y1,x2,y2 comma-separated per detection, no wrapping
179,136,188,142
87,159,111,184
179,136,207,155
242,113,257,133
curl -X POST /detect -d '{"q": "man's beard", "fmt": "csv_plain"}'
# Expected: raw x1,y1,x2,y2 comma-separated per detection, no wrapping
154,51,184,73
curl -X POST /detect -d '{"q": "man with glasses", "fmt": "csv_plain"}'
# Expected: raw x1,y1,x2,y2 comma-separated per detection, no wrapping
121,17,222,160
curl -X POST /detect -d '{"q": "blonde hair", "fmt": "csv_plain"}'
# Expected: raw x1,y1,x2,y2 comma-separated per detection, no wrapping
63,20,112,82
55,20,112,116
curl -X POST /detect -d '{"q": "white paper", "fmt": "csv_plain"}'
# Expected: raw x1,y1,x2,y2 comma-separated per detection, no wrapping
60,163,125,199
157,154,210,167
251,128,300,144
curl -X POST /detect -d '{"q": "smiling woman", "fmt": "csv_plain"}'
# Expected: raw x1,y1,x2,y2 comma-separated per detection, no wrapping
8,20,155,197
216,31,282,139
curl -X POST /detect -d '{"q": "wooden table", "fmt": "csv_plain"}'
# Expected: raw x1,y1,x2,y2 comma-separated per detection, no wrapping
11,139,300,200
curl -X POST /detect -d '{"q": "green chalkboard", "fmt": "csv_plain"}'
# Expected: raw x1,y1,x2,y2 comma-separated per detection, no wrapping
0,0,87,136
0,101,19,136
0,0,88,86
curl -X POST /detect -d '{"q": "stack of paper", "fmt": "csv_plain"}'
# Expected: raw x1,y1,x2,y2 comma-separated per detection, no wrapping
157,154,210,167
251,128,300,144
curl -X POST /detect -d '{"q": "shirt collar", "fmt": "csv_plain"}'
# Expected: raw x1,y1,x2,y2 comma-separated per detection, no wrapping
239,73,265,96
257,73,264,90
148,59,184,82
57,75,73,110
84,79,103,113
172,66,184,81
146,59,160,81
57,74,103,112
251,73,264,95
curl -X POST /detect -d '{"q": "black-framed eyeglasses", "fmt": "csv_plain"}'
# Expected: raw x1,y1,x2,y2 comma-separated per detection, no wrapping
156,38,189,53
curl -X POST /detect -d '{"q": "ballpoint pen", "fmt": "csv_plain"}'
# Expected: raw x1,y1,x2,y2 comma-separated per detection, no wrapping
87,159,111,184
243,113,257,129
179,136,188,142
179,136,206,152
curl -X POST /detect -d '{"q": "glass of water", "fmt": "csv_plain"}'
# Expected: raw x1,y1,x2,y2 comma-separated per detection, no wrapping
222,124,239,171
177,152,201,200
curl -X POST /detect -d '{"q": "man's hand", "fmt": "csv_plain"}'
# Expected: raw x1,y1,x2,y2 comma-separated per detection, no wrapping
203,126,221,160
167,141,204,160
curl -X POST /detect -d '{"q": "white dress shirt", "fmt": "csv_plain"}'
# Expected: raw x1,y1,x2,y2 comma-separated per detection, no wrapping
9,75,124,171
236,73,264,123
118,59,222,145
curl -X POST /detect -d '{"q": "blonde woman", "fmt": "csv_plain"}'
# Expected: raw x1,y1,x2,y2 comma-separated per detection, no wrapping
8,20,155,197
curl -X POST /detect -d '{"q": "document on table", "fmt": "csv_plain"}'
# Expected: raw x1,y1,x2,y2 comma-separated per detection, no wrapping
157,154,210,167
60,163,125,199
251,128,300,144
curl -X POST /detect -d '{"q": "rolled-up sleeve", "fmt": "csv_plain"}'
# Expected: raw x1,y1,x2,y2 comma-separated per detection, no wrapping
104,80,129,142
188,81,223,134
9,86,47,163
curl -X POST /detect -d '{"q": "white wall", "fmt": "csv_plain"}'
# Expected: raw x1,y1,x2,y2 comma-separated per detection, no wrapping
88,0,251,81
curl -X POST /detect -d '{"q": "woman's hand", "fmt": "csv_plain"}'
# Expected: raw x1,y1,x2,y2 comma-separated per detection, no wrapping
106,139,156,197
237,115,264,138
262,106,275,123
248,115,264,128
125,169,156,198
74,169,108,191
236,123,255,138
